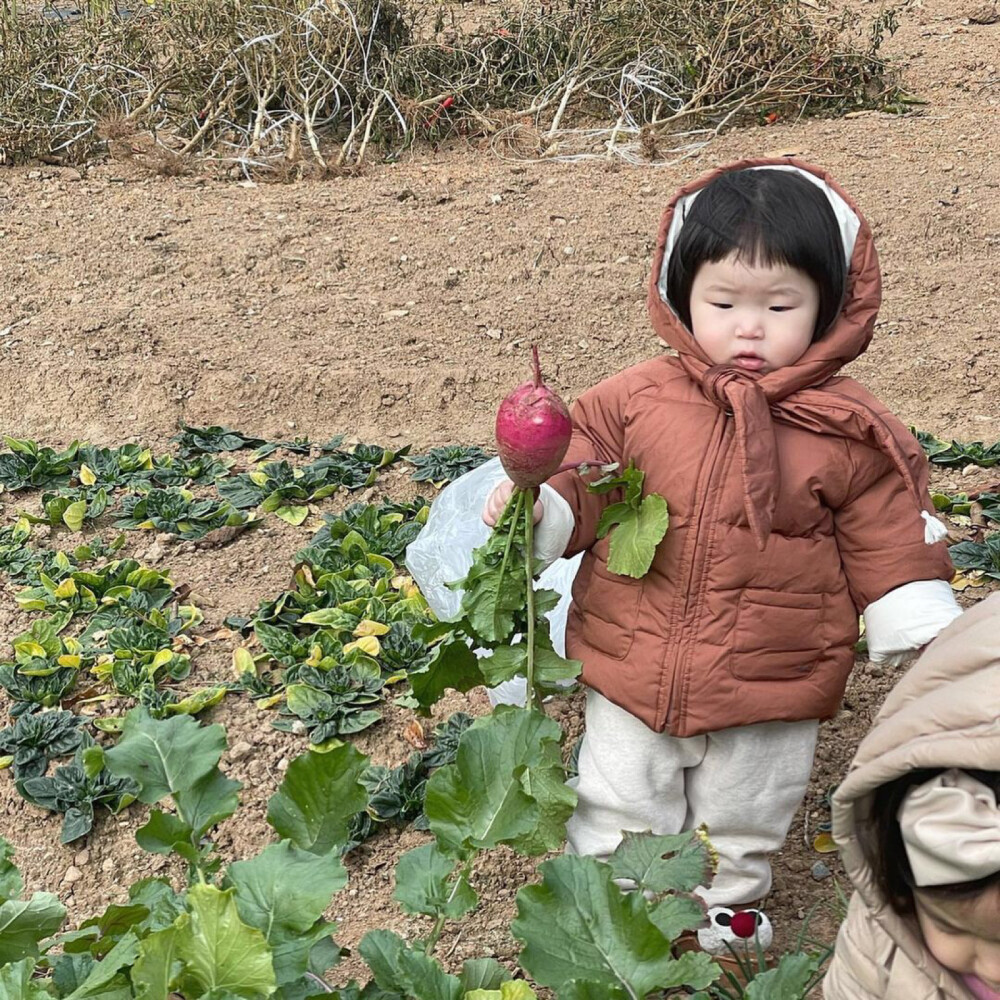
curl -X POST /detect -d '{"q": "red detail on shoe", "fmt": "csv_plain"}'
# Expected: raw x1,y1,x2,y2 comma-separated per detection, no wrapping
730,911,758,939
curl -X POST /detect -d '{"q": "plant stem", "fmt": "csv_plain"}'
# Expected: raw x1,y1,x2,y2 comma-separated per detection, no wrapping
523,488,536,714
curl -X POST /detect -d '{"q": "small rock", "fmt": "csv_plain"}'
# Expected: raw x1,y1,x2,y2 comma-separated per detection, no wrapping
144,541,164,565
811,861,832,881
101,858,117,874
382,308,410,319
484,327,502,340
489,193,503,205
230,741,253,761
396,187,416,201
639,185,655,197
63,866,83,884
963,463,979,477
966,2,999,23
28,170,41,180
74,850,89,866
562,246,575,256
276,757,290,772
290,721,308,736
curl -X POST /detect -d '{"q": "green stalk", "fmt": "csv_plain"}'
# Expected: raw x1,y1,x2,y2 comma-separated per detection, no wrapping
523,487,537,714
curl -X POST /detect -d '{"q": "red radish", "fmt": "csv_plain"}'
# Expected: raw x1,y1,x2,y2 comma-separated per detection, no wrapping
495,345,573,488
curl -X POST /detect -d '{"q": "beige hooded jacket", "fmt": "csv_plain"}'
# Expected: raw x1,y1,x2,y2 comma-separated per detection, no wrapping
824,592,1000,999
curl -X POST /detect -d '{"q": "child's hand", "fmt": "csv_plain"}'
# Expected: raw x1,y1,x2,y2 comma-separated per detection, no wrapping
483,479,543,527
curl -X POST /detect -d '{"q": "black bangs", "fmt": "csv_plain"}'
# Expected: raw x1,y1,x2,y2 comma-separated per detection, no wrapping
664,168,848,341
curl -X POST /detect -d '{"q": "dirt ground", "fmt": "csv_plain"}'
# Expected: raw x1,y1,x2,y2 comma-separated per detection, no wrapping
2,0,1000,988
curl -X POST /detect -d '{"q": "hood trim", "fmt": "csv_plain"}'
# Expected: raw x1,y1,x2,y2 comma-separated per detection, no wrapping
656,164,861,307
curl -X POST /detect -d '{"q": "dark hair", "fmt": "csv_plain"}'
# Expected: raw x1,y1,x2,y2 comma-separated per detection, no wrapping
664,168,848,341
863,767,1000,916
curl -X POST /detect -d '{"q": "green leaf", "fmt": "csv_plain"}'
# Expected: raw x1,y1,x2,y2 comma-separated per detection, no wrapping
512,854,716,996
608,830,713,894
266,745,369,854
358,930,462,1000
0,958,52,1000
174,768,242,841
743,952,820,999
63,931,141,1000
274,506,309,527
0,892,66,963
227,841,347,986
599,494,669,579
104,709,226,804
408,639,484,712
393,843,477,920
0,839,24,901
131,925,179,1000
425,706,568,857
456,958,509,993
136,810,196,857
174,884,277,1000
646,895,708,942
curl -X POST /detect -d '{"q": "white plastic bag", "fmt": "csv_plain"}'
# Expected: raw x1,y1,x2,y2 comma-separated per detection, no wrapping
405,458,582,706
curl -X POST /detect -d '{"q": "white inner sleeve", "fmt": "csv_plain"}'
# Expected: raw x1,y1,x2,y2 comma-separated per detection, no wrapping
863,579,963,663
535,484,575,571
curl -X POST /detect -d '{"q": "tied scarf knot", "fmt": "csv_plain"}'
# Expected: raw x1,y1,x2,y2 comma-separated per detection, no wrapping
702,365,779,550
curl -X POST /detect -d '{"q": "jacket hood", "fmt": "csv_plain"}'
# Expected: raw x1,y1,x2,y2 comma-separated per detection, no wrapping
647,157,882,400
831,593,1000,978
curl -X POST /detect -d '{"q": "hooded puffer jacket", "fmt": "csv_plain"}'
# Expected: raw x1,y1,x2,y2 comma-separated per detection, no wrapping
823,592,1000,999
546,158,953,737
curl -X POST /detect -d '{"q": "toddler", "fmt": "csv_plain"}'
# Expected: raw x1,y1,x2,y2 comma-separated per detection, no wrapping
481,159,961,948
825,593,1000,999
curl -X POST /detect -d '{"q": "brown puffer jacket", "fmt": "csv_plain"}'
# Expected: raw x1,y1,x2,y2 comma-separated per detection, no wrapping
823,592,1000,999
547,158,952,737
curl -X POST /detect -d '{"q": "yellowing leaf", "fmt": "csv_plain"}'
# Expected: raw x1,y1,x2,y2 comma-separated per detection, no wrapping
54,577,78,599
57,654,82,669
79,463,97,486
233,648,256,678
951,570,986,592
152,649,175,670
0,755,13,771
353,620,390,638
344,636,381,657
275,505,309,526
15,640,48,659
813,833,838,854
62,500,88,532
257,693,285,711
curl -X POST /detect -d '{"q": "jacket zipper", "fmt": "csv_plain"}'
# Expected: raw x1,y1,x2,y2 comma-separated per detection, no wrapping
664,413,731,729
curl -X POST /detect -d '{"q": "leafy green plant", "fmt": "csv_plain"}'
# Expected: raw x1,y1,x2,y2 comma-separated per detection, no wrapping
74,444,155,489
0,838,66,965
949,535,1000,580
298,500,430,568
105,709,242,879
0,438,78,492
932,490,1000,522
218,459,377,524
19,739,139,843
0,617,83,714
274,663,386,745
22,487,110,532
409,446,491,485
170,424,266,457
116,487,256,540
916,430,1000,468
0,710,86,780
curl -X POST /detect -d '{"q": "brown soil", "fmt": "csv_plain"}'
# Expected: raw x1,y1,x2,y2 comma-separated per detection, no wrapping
2,0,1000,990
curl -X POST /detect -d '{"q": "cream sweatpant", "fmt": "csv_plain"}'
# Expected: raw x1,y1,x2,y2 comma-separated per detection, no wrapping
565,690,819,907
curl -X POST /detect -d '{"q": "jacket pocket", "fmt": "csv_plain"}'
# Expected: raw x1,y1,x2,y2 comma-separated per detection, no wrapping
729,589,825,681
572,560,643,660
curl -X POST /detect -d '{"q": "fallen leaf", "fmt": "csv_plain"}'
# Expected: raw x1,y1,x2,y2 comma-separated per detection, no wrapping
813,833,838,854
403,720,428,750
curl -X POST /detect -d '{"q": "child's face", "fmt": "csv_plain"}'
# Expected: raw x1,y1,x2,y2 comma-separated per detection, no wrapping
914,887,1000,992
688,253,820,374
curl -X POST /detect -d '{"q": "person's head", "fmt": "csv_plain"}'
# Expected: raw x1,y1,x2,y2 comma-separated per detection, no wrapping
865,767,1000,990
665,167,848,374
